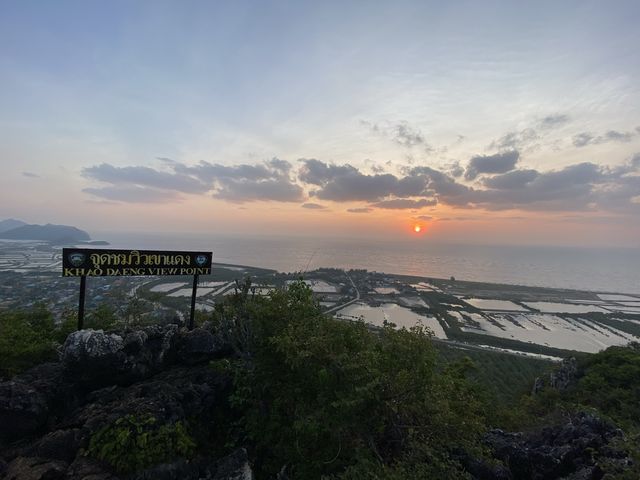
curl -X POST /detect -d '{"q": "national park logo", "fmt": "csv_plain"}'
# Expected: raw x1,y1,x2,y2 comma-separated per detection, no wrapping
195,254,208,267
68,252,86,267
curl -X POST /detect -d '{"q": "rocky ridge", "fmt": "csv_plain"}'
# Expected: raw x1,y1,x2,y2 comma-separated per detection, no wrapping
0,325,248,480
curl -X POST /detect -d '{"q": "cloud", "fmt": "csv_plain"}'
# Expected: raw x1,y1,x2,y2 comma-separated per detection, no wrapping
82,186,180,203
488,114,569,152
483,169,540,189
538,114,569,129
80,152,640,214
300,159,429,202
416,215,433,221
464,151,519,180
446,161,464,178
573,129,638,147
82,163,209,194
468,161,640,213
83,158,303,203
370,198,437,209
572,132,594,147
301,203,327,209
22,172,39,178
362,120,433,152
393,122,427,148
489,129,539,151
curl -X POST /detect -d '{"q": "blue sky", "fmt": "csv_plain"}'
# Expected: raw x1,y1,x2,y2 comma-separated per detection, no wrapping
1,1,639,245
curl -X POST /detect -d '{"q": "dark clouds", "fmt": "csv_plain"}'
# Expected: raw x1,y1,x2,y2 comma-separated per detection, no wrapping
370,198,437,209
464,151,520,180
22,172,39,178
299,158,428,202
83,158,303,203
573,129,639,147
81,149,640,214
82,163,209,194
483,169,539,189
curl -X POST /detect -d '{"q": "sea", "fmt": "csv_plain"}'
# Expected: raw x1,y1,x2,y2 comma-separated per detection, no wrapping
92,231,640,295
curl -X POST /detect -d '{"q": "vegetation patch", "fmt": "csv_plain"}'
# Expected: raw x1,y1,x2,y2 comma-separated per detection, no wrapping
86,414,196,473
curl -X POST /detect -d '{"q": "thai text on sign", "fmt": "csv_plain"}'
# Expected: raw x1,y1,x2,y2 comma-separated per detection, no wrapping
62,248,212,277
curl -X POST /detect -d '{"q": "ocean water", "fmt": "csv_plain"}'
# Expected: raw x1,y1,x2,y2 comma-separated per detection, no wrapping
92,231,640,294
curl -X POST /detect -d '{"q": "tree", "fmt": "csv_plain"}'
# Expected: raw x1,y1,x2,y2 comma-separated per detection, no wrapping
213,280,487,478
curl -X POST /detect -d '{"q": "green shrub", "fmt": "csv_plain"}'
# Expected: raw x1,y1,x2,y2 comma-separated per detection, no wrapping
86,414,196,473
0,305,58,377
213,280,487,478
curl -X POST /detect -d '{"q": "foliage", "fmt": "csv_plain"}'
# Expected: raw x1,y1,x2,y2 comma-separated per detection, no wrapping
572,343,640,430
213,280,488,478
0,304,58,377
513,344,640,433
434,343,554,410
86,414,196,473
0,303,124,378
85,304,120,330
505,343,640,478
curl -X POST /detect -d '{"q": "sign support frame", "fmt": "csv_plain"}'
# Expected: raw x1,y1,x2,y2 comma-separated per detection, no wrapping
62,248,213,331
189,274,199,330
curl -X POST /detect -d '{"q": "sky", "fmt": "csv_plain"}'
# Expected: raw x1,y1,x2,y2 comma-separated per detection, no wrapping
1,0,639,247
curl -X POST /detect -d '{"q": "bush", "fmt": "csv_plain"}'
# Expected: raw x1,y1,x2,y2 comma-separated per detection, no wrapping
213,280,487,478
86,414,196,473
0,305,58,377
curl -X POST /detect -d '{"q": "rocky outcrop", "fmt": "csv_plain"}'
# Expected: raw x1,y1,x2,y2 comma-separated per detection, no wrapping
176,328,226,365
0,326,249,480
549,357,578,391
480,412,632,480
61,326,178,388
532,357,579,395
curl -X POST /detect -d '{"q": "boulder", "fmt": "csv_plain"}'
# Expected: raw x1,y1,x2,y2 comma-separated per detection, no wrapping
61,326,179,388
549,357,578,391
65,457,119,480
212,448,254,480
176,329,222,365
3,456,68,480
61,330,126,387
0,381,50,440
482,412,630,480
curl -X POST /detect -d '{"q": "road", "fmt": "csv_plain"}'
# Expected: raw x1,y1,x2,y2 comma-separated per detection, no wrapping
324,271,360,314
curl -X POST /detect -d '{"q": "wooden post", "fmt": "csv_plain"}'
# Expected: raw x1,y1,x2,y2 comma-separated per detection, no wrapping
189,274,199,330
78,275,87,330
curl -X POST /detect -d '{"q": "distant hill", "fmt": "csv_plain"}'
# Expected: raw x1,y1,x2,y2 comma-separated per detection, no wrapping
0,218,27,233
0,223,91,243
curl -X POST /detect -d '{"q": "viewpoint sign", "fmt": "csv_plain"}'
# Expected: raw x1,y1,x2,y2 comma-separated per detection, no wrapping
62,248,213,277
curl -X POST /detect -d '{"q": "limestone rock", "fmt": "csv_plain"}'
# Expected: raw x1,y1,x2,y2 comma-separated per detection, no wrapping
213,448,254,480
0,381,49,440
483,412,630,479
176,328,221,365
549,357,578,391
3,456,68,480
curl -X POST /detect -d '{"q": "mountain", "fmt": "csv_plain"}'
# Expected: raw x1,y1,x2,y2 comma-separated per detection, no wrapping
0,218,27,233
0,223,91,242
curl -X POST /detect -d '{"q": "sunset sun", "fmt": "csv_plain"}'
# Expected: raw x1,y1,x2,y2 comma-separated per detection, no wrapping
414,225,421,233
